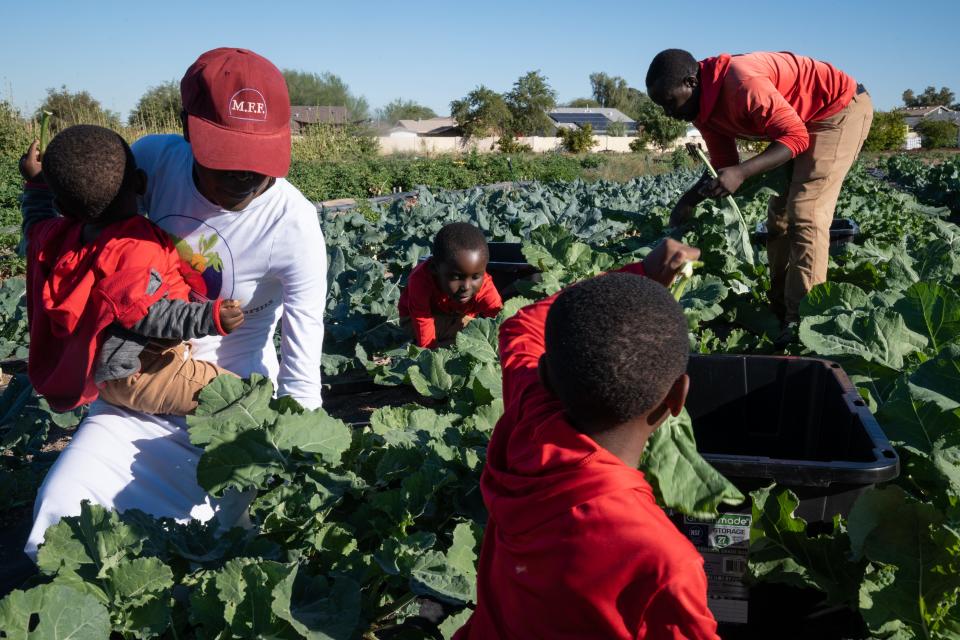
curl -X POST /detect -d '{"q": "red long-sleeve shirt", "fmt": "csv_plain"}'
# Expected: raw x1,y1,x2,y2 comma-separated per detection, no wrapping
696,51,857,169
397,259,503,348
455,262,720,640
25,213,207,411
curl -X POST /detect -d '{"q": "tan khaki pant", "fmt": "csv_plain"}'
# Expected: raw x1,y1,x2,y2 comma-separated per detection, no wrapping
767,91,873,322
98,341,235,415
401,314,473,348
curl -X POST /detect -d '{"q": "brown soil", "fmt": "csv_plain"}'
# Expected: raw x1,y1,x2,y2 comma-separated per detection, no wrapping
324,384,434,424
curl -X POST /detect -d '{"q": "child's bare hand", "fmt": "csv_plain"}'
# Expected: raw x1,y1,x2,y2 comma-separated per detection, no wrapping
642,238,702,288
19,140,43,182
219,299,245,334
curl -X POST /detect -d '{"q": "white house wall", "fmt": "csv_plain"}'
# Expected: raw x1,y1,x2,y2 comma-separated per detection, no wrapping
375,135,699,155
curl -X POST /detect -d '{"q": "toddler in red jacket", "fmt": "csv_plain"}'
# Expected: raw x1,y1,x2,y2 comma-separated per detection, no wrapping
19,125,243,414
455,239,720,640
398,222,503,348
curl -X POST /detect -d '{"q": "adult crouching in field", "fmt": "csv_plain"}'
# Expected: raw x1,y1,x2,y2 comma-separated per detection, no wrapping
646,49,872,344
25,48,328,559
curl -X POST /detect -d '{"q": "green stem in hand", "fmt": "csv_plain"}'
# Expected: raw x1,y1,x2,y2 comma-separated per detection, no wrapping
688,144,755,265
690,145,748,228
671,260,704,301
39,111,53,154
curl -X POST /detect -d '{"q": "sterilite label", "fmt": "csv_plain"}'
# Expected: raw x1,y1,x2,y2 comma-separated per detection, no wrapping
675,511,752,624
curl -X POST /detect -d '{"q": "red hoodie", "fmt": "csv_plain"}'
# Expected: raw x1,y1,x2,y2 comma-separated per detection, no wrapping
456,263,719,640
696,52,857,169
398,259,503,348
26,214,195,411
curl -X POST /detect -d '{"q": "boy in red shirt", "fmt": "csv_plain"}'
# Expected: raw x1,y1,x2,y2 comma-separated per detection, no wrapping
19,126,244,414
398,222,503,348
646,49,872,342
456,239,719,640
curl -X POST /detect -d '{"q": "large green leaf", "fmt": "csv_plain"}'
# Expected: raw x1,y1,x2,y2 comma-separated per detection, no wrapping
104,557,174,639
189,375,353,494
719,199,755,266
270,409,352,465
639,410,744,518
455,317,499,364
877,381,960,454
370,405,455,446
908,345,960,412
439,608,473,640
893,282,960,351
678,275,728,324
188,373,277,447
800,308,927,370
271,565,362,640
36,501,147,576
406,348,470,399
207,558,298,638
0,584,111,640
848,486,960,638
747,486,864,607
410,522,478,605
800,282,872,317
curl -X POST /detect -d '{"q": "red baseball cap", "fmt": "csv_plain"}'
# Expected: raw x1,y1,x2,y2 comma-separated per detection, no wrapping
181,48,291,178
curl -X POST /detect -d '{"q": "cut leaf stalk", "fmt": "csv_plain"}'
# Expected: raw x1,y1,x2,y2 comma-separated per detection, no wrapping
671,260,704,301
39,111,53,154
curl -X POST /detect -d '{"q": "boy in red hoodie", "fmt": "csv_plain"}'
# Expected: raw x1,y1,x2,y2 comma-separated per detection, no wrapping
646,49,872,342
456,238,719,640
398,222,503,348
19,126,244,414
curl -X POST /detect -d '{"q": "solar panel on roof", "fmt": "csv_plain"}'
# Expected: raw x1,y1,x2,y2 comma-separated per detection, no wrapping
551,114,639,133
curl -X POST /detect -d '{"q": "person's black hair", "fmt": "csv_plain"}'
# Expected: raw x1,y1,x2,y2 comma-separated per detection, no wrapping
42,124,138,222
646,49,699,92
544,272,689,433
433,222,489,264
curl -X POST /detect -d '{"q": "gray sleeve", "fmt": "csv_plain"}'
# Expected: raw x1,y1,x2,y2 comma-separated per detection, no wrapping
19,187,61,256
130,297,220,340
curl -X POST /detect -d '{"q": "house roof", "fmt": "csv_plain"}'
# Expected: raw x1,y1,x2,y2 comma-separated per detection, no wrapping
898,106,955,117
391,117,459,135
290,106,350,125
549,107,636,124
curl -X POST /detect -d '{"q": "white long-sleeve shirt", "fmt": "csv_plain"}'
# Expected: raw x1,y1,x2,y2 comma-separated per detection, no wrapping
132,134,326,408
26,135,327,560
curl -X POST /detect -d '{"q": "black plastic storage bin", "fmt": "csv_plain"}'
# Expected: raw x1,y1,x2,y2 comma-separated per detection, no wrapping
685,354,899,522
753,218,860,253
418,242,539,296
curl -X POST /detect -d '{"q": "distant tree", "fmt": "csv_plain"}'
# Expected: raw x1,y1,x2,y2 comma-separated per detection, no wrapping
37,86,120,133
450,86,512,138
915,119,959,148
505,70,557,136
282,69,369,120
0,101,31,162
589,73,630,109
565,97,601,108
496,132,533,153
128,80,181,127
376,99,437,124
902,86,956,108
863,111,908,152
559,123,595,153
605,120,627,137
631,94,686,149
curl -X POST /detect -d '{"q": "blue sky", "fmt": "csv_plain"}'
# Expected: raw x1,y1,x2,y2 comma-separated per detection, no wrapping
1,0,957,120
